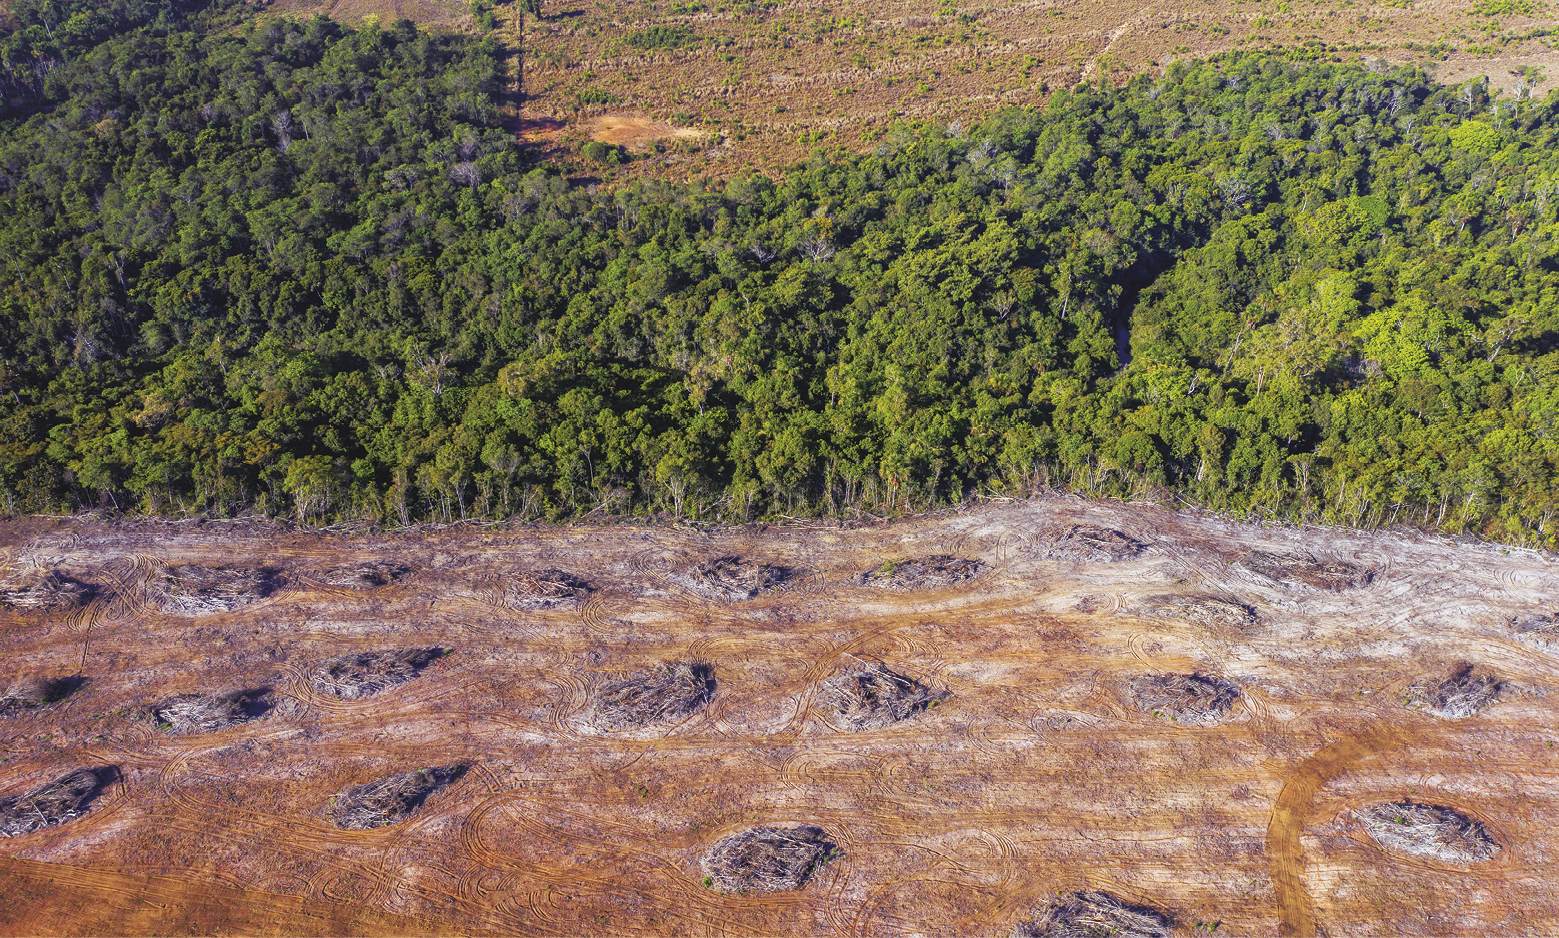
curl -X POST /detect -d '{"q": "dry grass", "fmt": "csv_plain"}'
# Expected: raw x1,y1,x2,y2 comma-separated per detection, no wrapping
151,689,272,735
0,767,116,838
0,677,80,717
1137,593,1257,629
157,565,274,614
1013,891,1174,938
329,765,465,830
821,660,944,730
1405,663,1505,719
310,648,443,700
1126,673,1240,725
1236,550,1372,592
1038,525,1144,562
319,561,410,589
700,825,837,894
676,556,791,601
502,568,590,608
859,555,983,591
594,661,715,729
501,0,1556,181
0,570,93,610
1357,800,1500,864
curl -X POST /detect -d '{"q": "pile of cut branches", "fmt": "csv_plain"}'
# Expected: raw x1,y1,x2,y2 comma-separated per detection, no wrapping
502,569,590,608
859,556,983,591
1137,594,1257,629
1513,613,1559,652
157,565,274,614
320,561,410,589
1126,673,1240,725
0,767,116,837
1236,550,1371,591
0,677,79,717
151,689,272,734
700,825,837,893
1013,891,1173,938
1036,525,1145,562
330,765,465,830
676,556,790,601
594,661,715,729
1357,800,1499,863
0,571,93,610
1405,663,1504,718
311,648,443,699
821,661,944,730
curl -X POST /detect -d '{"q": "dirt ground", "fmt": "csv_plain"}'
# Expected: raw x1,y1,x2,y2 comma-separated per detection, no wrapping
2,497,1558,936
589,113,706,147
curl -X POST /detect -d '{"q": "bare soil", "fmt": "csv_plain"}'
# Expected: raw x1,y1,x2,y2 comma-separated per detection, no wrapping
1,497,1558,936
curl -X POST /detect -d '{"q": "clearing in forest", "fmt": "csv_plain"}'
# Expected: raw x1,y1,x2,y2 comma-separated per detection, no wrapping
1,497,1558,935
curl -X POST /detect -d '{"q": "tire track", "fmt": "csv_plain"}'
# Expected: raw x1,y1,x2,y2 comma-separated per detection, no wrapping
1267,721,1424,937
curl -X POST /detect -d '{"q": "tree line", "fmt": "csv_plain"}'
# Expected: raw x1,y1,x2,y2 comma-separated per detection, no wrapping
1,0,1557,545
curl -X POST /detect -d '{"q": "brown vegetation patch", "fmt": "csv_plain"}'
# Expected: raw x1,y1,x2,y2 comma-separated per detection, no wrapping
0,677,81,718
1357,800,1500,864
1038,525,1145,562
1236,550,1372,591
1405,663,1505,719
1137,593,1257,629
821,661,945,730
675,556,791,601
502,568,590,608
319,561,410,589
1512,613,1559,652
1126,673,1240,725
329,765,465,830
309,648,443,700
700,825,837,893
151,689,273,735
859,555,983,591
0,570,93,610
156,565,275,614
594,661,715,729
0,767,117,837
1013,890,1174,938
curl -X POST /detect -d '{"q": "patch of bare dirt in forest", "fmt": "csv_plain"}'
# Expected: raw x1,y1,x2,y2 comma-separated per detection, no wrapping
2,498,1559,936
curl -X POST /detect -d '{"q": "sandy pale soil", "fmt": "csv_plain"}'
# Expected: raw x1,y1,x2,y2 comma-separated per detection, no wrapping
1,498,1557,936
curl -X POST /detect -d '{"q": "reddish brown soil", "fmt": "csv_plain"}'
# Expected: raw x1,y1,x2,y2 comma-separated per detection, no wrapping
2,498,1558,935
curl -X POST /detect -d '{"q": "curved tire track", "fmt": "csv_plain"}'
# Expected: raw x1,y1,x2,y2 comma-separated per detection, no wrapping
1267,722,1423,937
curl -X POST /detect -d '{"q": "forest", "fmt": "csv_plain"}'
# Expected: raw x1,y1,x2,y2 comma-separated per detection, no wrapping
0,0,1557,545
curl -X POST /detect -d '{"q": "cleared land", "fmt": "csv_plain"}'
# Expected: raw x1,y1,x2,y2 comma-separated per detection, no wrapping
1,498,1558,935
511,0,1556,173
255,0,1559,175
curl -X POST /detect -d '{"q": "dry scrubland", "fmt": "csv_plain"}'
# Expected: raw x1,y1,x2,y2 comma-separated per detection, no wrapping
1,499,1558,935
263,0,1559,174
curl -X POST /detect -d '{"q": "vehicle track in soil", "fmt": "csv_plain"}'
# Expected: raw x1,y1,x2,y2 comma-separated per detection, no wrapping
2,501,1559,935
1267,721,1424,938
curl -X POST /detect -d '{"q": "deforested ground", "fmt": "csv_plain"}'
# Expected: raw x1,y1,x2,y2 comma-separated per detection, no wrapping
1,497,1558,936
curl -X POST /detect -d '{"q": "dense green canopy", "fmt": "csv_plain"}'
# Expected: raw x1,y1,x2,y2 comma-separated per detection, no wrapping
1,2,1556,544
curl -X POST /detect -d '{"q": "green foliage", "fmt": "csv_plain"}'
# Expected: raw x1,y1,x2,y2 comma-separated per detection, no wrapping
625,25,699,50
1448,120,1501,152
580,140,626,166
0,20,1558,548
1468,0,1535,15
